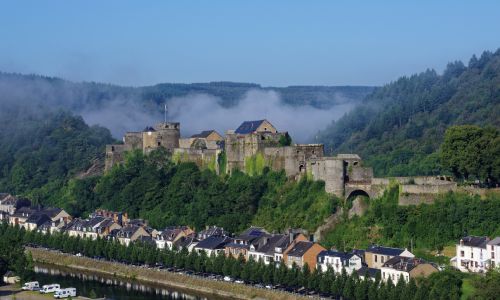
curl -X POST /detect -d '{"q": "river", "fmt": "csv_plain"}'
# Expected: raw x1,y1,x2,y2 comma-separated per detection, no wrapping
33,263,230,300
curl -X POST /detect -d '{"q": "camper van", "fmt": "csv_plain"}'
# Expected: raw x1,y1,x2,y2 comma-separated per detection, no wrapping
40,284,60,294
21,281,40,291
54,288,77,298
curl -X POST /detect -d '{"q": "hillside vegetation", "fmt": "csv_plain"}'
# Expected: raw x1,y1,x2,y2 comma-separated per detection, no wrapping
323,186,500,256
54,149,336,232
318,50,500,177
0,109,114,204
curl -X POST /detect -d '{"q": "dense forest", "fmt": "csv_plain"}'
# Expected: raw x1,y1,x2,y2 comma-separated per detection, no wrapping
0,108,114,203
318,50,500,177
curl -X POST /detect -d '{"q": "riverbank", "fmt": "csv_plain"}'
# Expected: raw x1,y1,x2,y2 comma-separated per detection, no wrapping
27,247,307,300
0,285,103,300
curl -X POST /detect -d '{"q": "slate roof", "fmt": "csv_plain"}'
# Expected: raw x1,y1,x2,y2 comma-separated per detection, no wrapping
487,237,500,246
235,227,268,243
41,207,63,219
11,207,35,218
357,266,380,279
253,234,290,255
195,236,231,250
191,130,216,138
26,212,51,226
226,242,250,250
287,241,314,257
366,245,406,256
461,236,490,248
235,120,266,134
197,226,228,239
174,234,198,249
117,225,145,238
382,256,435,272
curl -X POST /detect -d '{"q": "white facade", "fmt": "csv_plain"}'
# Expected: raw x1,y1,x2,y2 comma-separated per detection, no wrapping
317,253,362,274
454,239,489,273
381,267,410,283
487,238,500,269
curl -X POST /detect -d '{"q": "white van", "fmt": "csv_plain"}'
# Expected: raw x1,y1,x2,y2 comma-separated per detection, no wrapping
40,284,60,294
21,281,40,291
54,288,77,298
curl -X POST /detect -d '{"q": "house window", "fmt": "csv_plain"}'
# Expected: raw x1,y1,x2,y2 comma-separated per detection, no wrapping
460,251,464,257
374,255,378,262
492,252,495,259
381,256,385,263
471,252,473,258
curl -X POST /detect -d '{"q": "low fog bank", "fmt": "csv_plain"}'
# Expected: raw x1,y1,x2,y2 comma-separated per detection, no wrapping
0,73,359,143
166,90,354,143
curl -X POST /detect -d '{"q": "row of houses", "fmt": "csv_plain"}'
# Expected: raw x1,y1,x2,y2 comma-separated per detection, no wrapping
1,193,496,284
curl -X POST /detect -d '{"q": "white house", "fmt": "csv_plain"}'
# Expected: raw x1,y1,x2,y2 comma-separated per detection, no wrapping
194,236,230,257
317,250,363,274
487,237,500,269
452,236,490,273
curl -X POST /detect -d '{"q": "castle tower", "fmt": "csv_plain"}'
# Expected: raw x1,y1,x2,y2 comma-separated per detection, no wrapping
142,122,180,153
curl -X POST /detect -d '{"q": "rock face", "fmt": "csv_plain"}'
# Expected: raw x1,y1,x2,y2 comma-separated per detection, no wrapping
348,196,369,218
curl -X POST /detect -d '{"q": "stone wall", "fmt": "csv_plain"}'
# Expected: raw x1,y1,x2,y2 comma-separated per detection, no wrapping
307,158,345,197
263,144,324,177
348,166,373,183
124,132,143,150
105,144,127,171
173,148,222,174
225,132,285,174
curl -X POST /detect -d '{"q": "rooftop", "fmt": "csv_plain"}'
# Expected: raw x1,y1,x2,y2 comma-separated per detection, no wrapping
287,241,314,257
191,130,217,138
382,256,434,272
366,245,406,256
234,120,266,134
460,236,490,248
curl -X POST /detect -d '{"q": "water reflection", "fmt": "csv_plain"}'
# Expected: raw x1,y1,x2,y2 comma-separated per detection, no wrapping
34,264,224,300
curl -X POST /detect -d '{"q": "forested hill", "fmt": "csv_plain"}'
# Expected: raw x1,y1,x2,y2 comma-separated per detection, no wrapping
317,49,500,177
0,72,374,110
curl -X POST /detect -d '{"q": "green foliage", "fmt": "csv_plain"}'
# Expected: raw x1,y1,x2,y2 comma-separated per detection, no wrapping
244,153,266,176
278,133,292,147
217,151,227,175
440,125,499,184
0,224,34,282
323,187,500,253
63,150,334,233
470,269,500,300
253,176,338,232
0,109,114,203
318,50,500,177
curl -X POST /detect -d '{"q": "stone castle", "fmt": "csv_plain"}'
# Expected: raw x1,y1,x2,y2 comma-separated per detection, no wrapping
106,119,457,203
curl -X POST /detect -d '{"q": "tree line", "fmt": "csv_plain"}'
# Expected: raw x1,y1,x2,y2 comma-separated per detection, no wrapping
0,222,484,300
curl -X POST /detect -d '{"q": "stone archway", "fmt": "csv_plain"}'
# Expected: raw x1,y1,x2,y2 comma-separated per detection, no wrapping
346,189,370,201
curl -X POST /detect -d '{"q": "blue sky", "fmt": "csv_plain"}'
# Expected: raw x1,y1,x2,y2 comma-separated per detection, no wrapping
1,1,499,86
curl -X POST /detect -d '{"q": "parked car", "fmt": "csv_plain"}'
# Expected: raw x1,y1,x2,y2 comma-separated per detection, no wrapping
223,276,233,282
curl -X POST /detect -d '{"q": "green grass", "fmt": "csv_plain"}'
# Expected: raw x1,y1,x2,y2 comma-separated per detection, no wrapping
460,278,475,300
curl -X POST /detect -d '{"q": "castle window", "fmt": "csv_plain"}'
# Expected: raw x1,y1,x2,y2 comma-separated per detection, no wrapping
158,142,161,146
111,146,115,151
